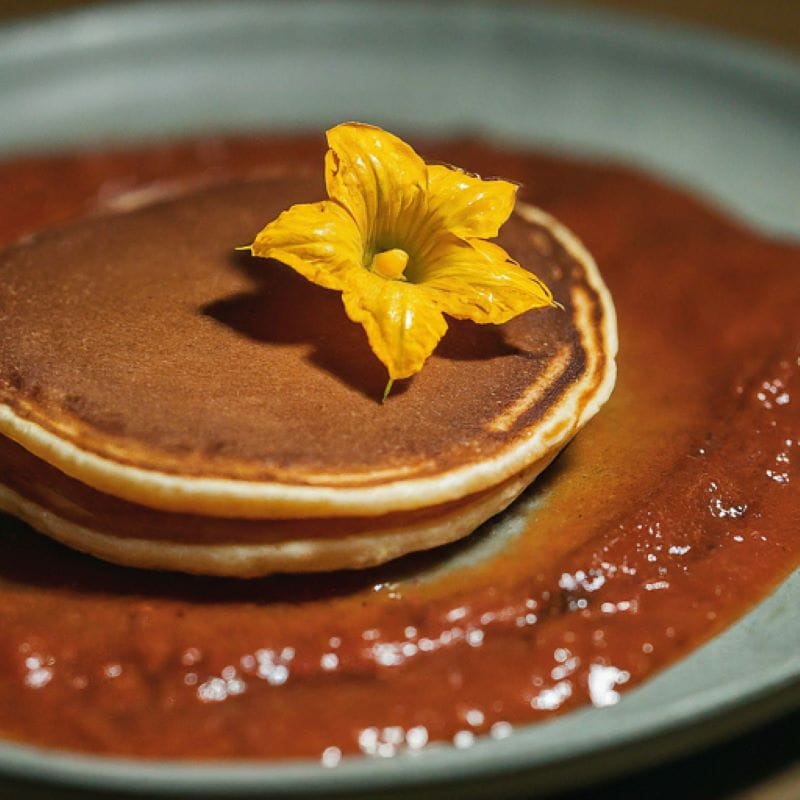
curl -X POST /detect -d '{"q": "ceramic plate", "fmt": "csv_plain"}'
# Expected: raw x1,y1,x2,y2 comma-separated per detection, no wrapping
0,2,798,797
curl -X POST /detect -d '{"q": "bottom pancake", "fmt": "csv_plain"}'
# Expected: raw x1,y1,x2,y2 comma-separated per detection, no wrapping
0,174,616,575
0,438,551,576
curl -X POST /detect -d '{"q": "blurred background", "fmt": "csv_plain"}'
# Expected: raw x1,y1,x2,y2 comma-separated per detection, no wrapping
1,0,799,54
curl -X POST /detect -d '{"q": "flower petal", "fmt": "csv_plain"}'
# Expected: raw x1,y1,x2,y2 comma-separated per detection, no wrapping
427,164,517,240
325,123,428,248
250,200,362,290
341,270,448,380
420,236,554,323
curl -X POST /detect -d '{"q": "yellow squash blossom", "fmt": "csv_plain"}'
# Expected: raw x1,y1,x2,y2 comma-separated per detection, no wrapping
247,123,555,398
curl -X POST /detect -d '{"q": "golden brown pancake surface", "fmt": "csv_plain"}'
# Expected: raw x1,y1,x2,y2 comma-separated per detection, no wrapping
0,177,614,519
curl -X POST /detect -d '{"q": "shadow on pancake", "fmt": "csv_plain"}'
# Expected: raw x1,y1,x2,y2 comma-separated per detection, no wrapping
0,454,570,606
436,318,526,362
202,253,526,400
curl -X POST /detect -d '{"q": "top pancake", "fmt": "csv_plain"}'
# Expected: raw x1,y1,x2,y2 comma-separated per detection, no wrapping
0,176,616,518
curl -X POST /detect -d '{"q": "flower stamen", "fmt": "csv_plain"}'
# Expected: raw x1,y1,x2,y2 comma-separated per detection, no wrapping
371,248,409,280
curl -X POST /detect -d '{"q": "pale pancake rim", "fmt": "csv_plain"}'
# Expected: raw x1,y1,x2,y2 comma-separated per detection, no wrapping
0,455,550,577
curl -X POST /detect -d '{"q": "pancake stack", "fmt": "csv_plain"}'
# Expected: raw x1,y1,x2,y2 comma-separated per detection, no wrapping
0,176,616,576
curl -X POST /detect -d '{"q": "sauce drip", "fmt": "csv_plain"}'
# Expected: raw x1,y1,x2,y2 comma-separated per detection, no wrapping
0,137,798,761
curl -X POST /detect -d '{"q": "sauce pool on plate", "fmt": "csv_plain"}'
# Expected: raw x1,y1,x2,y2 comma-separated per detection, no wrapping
0,136,798,760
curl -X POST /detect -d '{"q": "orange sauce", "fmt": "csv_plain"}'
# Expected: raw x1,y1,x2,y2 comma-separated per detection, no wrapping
0,137,797,760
